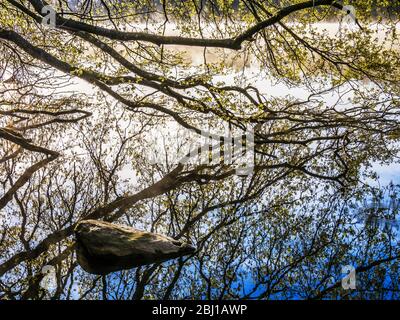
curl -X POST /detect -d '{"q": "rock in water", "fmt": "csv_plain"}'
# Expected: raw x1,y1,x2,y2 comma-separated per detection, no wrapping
74,219,196,275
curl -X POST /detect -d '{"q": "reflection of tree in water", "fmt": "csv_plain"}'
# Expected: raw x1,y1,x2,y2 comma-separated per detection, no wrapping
354,183,400,231
1,0,400,300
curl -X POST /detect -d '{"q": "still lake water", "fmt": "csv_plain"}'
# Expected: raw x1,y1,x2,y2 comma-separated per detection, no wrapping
1,21,400,299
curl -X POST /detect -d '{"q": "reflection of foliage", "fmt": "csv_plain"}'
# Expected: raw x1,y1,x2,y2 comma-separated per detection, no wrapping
0,0,400,300
354,183,400,231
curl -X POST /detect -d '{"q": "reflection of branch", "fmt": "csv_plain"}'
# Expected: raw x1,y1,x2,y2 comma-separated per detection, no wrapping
0,128,59,157
0,127,61,211
1,108,91,117
310,254,400,300
0,147,22,164
0,155,57,211
0,28,208,136
16,111,92,131
0,163,185,276
0,129,60,209
20,0,342,49
21,244,76,299
1,108,92,131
